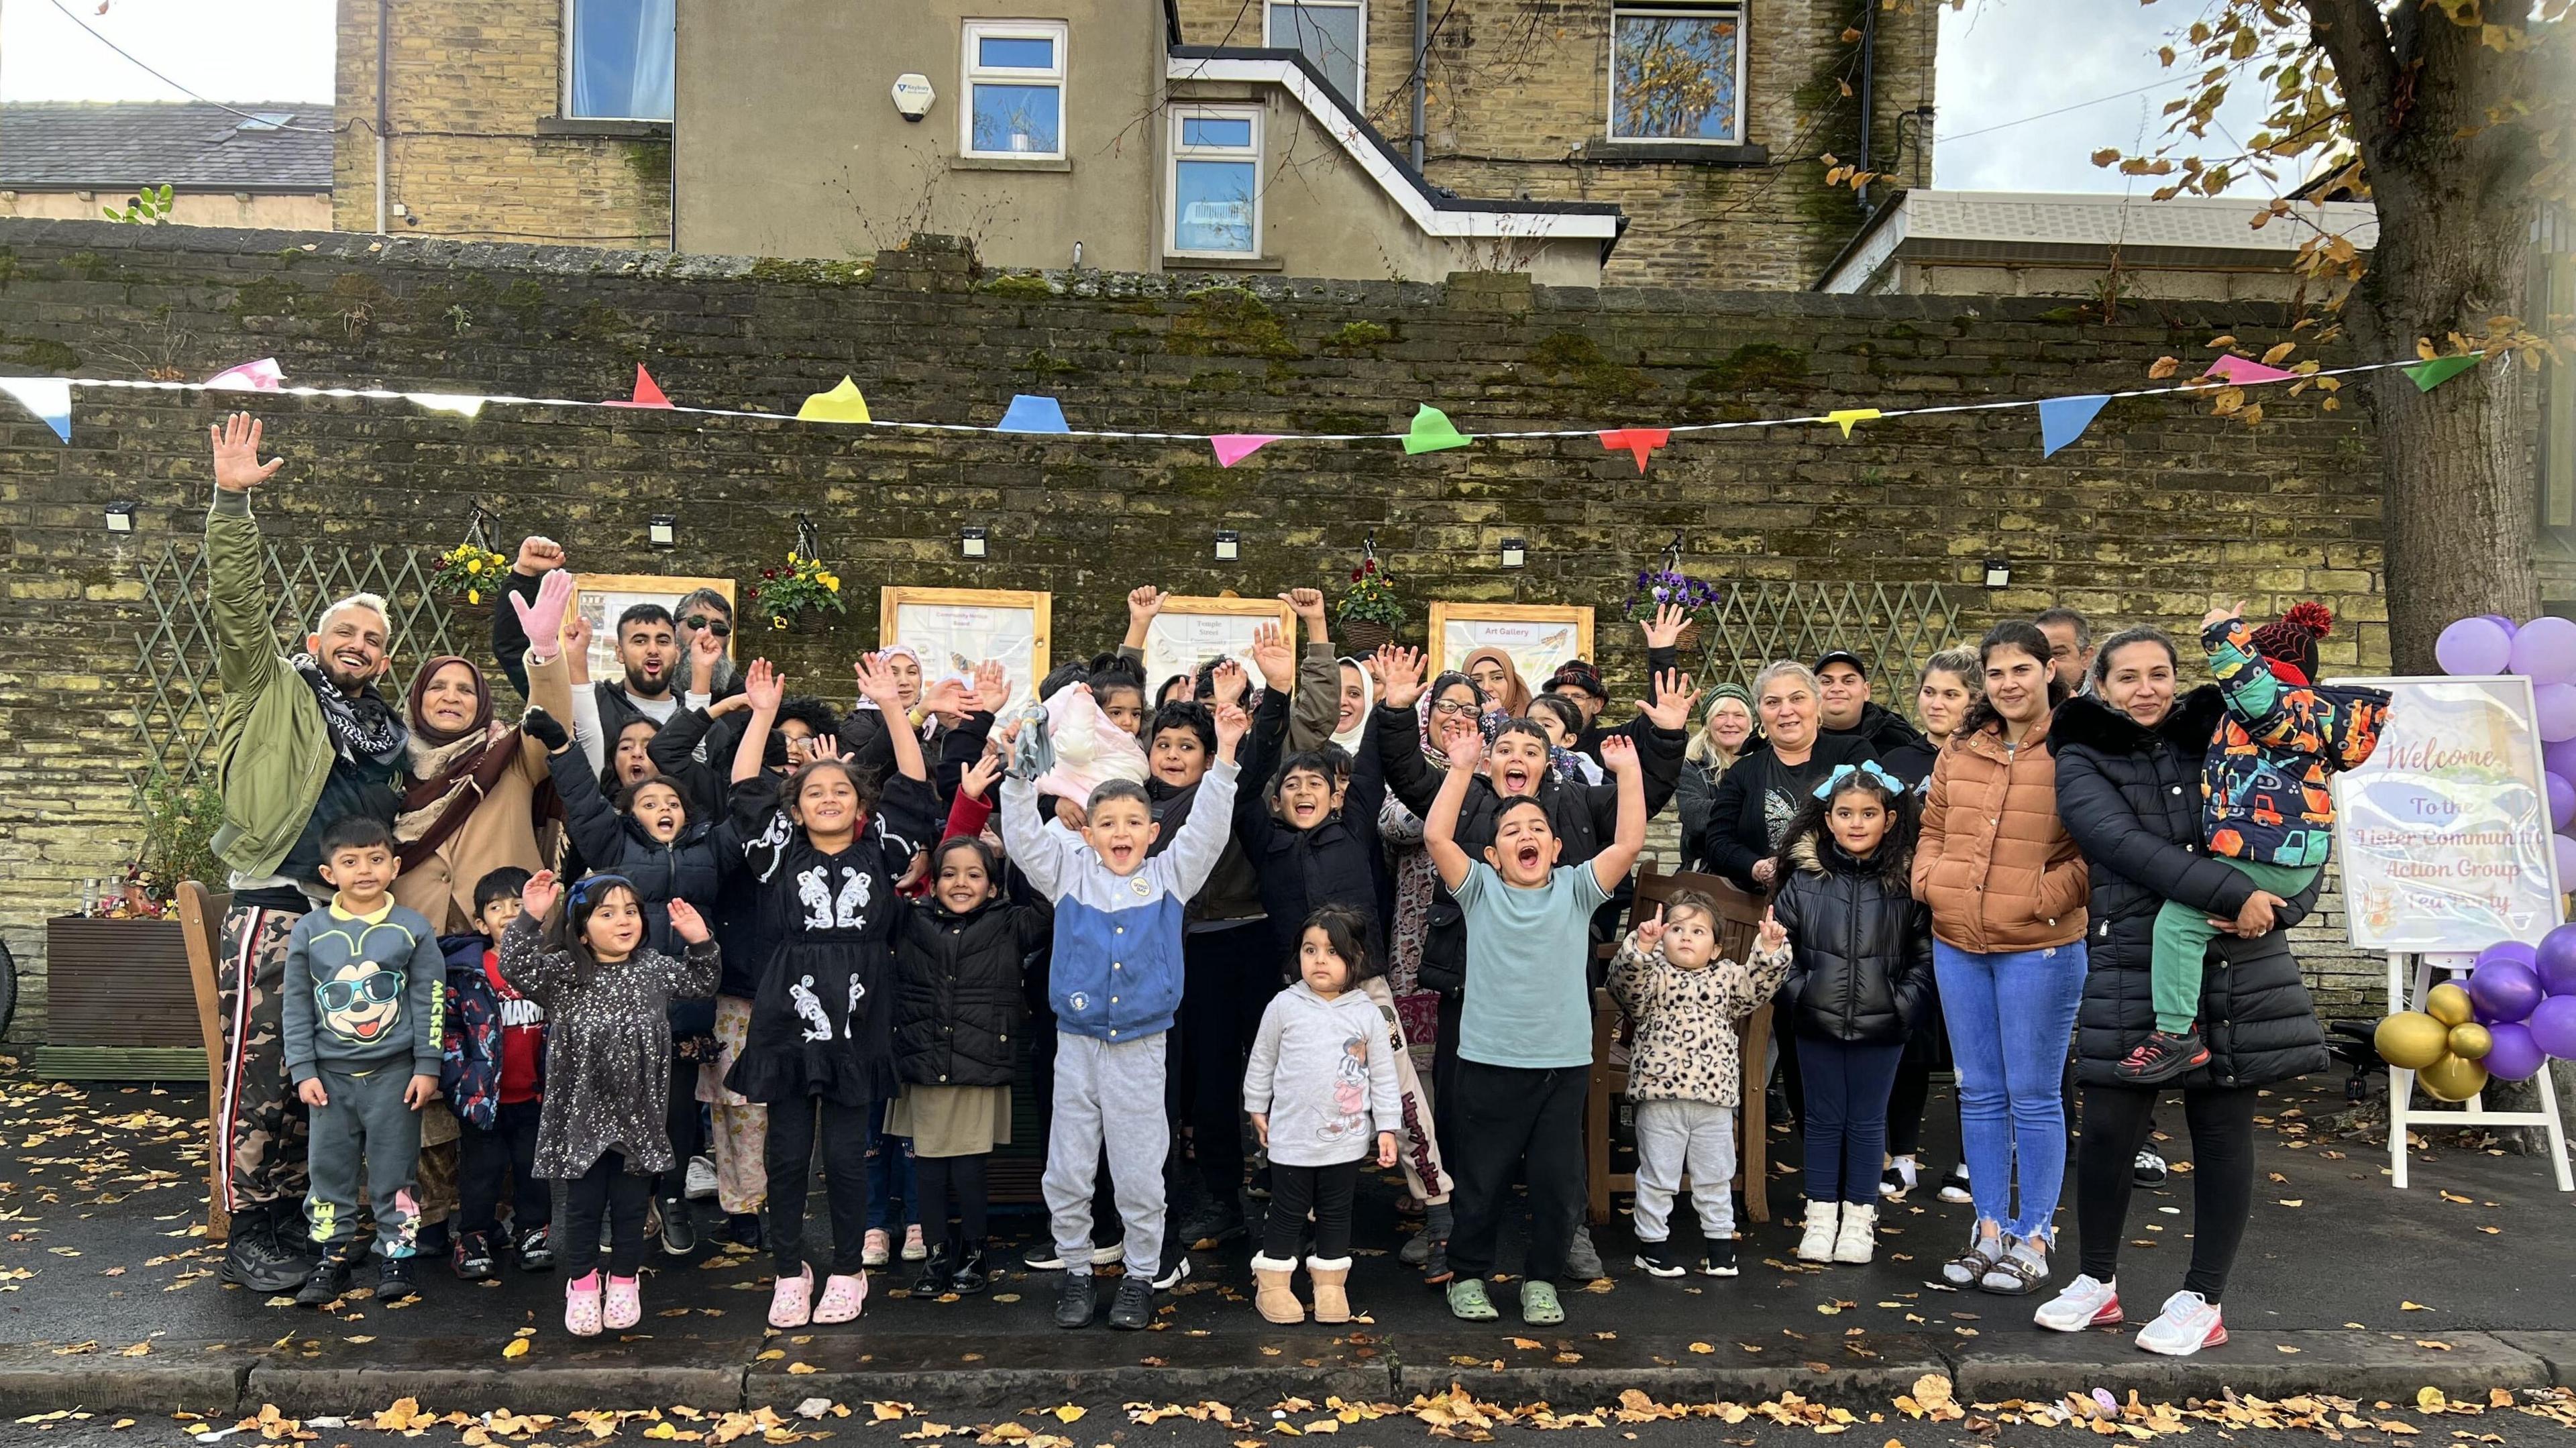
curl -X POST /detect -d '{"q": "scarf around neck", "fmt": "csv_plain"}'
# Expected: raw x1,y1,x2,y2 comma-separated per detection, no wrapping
292,653,407,766
395,655,525,869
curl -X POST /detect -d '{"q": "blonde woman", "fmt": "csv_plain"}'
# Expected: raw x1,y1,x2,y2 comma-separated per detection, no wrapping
1677,685,1757,869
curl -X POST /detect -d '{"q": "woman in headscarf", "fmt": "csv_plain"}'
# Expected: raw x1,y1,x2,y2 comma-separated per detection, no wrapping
1460,647,1533,720
1327,655,1377,756
1678,683,1757,869
1379,669,1483,1003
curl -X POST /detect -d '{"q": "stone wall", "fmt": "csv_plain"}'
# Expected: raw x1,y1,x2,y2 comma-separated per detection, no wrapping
0,217,2391,1041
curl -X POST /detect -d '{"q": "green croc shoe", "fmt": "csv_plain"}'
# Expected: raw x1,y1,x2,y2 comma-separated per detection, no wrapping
1446,1278,1499,1322
1521,1280,1564,1326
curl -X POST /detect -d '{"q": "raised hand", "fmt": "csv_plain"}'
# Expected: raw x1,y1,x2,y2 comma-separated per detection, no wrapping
808,735,844,763
2203,598,2247,630
970,659,1010,712
515,568,577,663
514,535,567,577
1377,644,1426,710
743,658,783,714
921,675,975,722
1209,658,1250,708
209,412,283,492
1638,669,1698,731
1600,732,1640,775
522,705,571,753
686,621,725,691
562,610,594,684
1444,724,1485,773
1641,601,1688,651
1248,622,1295,692
521,869,561,921
1213,702,1250,759
667,898,711,945
855,652,906,710
1633,903,1666,954
1756,907,1788,955
1281,588,1326,626
1128,586,1165,626
959,749,1004,802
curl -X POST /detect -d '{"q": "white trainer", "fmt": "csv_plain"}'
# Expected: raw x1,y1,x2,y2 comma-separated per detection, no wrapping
2134,1290,2226,1356
1831,1203,1877,1264
2033,1273,2122,1332
1794,1201,1840,1264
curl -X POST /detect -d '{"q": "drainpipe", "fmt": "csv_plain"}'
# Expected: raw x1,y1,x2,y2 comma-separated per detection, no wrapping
1409,0,1426,170
667,0,679,251
1854,0,1876,214
374,0,389,235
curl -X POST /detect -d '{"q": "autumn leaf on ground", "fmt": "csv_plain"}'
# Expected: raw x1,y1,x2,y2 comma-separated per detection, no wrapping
2402,1300,2430,1311
501,1338,529,1359
1052,1406,1085,1424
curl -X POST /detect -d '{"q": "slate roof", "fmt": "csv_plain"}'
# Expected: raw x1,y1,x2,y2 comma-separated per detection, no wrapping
0,102,333,192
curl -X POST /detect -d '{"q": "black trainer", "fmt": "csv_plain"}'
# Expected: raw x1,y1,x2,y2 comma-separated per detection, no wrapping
724,1213,762,1251
1053,1272,1098,1329
375,1256,419,1304
1421,1237,1454,1286
516,1224,555,1271
453,1229,496,1282
912,1246,953,1297
1174,1197,1244,1251
951,1240,989,1296
221,1202,318,1295
1633,1237,1686,1278
293,1255,354,1308
1106,1275,1155,1330
2114,1029,2210,1086
1699,1239,1739,1278
659,1196,697,1256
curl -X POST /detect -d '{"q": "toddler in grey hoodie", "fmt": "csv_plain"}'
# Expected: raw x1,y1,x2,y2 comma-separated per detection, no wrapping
1243,905,1401,1327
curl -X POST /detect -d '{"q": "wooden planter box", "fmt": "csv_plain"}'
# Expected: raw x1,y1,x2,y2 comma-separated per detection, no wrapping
36,915,207,1080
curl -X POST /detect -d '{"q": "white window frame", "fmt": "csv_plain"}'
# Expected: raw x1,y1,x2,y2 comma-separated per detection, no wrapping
1166,105,1264,260
961,19,1070,160
1607,3,1748,146
1263,0,1365,106
561,0,675,121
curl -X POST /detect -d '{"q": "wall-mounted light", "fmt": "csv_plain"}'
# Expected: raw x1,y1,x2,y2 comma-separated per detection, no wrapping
1214,528,1240,563
961,526,989,560
1499,537,1527,569
649,514,678,549
1982,558,2012,590
103,501,136,533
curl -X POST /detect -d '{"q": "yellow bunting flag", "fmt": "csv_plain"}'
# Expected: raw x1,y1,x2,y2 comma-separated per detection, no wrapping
797,376,873,424
1823,408,1880,439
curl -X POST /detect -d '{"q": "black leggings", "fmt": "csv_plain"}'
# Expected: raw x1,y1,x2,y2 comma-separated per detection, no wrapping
765,1094,872,1276
657,1060,701,1202
1264,1159,1360,1261
460,1099,548,1236
1177,924,1275,1197
560,1152,651,1278
2076,1084,2257,1302
913,1152,989,1251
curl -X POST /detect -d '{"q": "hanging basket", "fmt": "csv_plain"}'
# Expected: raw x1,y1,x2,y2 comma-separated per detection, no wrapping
1341,619,1395,656
762,606,831,635
1673,620,1703,654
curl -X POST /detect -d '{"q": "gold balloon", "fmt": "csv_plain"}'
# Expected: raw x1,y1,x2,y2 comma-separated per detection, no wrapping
2426,983,2475,1027
2375,1011,2453,1070
2449,1023,2496,1061
2418,1052,2491,1103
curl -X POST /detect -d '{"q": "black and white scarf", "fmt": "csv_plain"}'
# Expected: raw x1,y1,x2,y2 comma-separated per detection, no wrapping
291,654,408,765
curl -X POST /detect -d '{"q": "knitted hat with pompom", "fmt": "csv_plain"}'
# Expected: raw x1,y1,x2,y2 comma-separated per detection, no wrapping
2250,601,2334,686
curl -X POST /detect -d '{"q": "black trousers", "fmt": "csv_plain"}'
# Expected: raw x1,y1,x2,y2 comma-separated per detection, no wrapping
1176,922,1276,1196
560,1152,650,1278
914,1152,990,1251
657,1061,701,1202
2076,1084,2256,1302
765,1093,872,1276
1446,1061,1588,1285
1886,1054,1933,1158
1264,1158,1360,1260
459,1099,548,1236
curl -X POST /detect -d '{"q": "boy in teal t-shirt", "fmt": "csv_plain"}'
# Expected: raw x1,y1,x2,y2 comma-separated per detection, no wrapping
1426,726,1646,1328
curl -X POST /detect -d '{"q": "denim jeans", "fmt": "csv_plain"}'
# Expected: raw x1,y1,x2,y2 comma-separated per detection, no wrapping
863,1098,916,1231
1933,941,2086,1241
1794,1036,1905,1205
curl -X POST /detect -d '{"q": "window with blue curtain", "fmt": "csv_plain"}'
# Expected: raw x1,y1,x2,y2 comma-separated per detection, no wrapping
568,0,676,121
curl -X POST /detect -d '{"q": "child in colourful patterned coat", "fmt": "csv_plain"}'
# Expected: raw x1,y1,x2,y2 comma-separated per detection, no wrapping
2117,601,2390,1084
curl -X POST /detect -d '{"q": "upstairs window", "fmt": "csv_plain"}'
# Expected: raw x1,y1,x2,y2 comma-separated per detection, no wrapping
1266,1,1363,104
963,20,1068,158
1169,107,1262,257
1609,4,1743,144
566,0,675,121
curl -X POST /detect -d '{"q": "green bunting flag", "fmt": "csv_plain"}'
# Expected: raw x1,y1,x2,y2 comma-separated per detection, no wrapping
1402,403,1472,454
2404,354,2481,393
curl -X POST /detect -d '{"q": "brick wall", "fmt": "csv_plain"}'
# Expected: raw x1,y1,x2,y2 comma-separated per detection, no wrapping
0,217,2389,1041
1173,0,1937,288
333,0,671,247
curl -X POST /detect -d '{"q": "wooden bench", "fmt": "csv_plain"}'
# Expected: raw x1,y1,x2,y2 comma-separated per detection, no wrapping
1585,868,1773,1227
176,881,233,1245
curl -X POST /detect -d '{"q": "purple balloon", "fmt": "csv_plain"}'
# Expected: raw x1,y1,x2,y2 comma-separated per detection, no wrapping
2549,737,2576,786
2556,832,2576,892
2511,616,2576,686
2486,1021,2548,1082
2438,616,2515,677
2485,615,2522,638
2552,774,2576,832
2541,924,2576,997
2483,939,2541,970
2530,995,2576,1060
2540,686,2576,744
2470,959,2546,1024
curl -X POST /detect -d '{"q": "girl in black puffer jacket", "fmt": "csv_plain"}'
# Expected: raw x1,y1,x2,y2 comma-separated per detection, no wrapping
891,833,1047,1300
2039,628,2326,1357
1770,762,1933,1268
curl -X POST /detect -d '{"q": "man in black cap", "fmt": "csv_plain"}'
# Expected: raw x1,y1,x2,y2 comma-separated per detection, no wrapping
1814,649,1925,756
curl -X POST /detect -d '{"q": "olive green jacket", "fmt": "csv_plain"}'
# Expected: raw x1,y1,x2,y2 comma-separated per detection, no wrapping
205,490,335,881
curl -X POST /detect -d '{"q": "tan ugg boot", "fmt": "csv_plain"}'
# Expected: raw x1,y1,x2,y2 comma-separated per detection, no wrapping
1307,1256,1353,1324
1252,1254,1305,1325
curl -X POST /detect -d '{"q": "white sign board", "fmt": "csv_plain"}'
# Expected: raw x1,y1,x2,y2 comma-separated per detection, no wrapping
1426,603,1595,695
1141,597,1293,700
2330,674,2563,950
880,587,1050,714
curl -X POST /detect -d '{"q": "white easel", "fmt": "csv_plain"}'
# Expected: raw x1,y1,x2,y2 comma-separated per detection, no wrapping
2384,948,2573,1191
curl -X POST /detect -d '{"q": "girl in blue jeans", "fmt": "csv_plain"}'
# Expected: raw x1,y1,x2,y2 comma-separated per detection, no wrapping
1912,621,2090,1296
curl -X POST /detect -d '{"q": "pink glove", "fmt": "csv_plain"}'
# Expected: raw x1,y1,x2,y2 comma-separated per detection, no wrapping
512,569,577,663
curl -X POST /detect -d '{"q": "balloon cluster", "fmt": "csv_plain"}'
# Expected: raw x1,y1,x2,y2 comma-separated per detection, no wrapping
2374,930,2576,1100
2434,614,2576,884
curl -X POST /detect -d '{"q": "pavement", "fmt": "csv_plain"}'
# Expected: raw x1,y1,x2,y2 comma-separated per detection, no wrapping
3,1058,2573,1425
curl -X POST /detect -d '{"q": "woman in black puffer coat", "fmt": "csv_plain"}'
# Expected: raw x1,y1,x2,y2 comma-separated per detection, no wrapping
2039,626,2327,1353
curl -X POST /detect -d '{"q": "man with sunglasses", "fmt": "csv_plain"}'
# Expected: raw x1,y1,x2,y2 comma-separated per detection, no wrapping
674,587,743,705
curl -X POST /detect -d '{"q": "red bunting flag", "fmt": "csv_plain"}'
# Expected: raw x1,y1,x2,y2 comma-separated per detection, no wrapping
604,364,675,408
1598,428,1670,474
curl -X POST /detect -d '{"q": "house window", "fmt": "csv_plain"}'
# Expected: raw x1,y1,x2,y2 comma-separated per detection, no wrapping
963,20,1068,158
1169,107,1261,258
1265,1,1363,104
1609,5,1743,144
566,0,675,121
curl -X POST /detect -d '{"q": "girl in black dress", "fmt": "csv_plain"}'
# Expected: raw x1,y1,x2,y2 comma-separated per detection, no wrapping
722,657,938,1330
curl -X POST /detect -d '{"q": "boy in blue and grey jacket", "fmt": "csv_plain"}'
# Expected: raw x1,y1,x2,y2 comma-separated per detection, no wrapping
280,818,447,1306
999,695,1246,1333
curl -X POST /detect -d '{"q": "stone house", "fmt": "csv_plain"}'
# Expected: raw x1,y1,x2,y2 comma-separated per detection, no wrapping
1,102,334,230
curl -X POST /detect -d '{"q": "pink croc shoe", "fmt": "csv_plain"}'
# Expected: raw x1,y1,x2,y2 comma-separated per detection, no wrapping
564,1270,604,1337
769,1265,814,1329
604,1274,643,1330
814,1270,867,1325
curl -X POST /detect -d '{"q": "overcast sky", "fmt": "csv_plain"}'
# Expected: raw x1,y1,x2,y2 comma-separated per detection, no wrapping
1,0,2279,197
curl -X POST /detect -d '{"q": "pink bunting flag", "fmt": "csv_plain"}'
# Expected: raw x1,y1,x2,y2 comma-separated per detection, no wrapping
204,357,284,392
2202,354,2298,386
604,364,674,408
1211,433,1281,468
1598,428,1670,474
